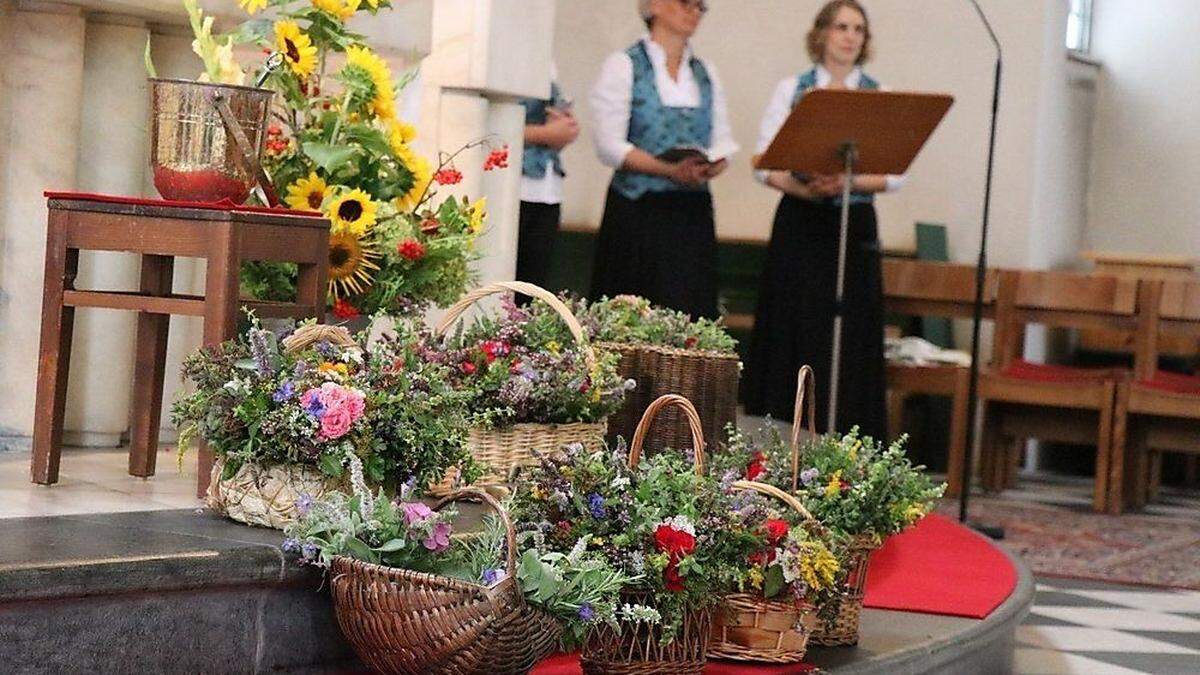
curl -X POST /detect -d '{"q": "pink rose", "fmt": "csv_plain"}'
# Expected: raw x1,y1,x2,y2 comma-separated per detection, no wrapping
343,389,366,420
317,382,350,409
319,407,354,440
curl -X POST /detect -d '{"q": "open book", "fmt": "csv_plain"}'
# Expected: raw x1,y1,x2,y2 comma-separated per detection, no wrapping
656,138,740,164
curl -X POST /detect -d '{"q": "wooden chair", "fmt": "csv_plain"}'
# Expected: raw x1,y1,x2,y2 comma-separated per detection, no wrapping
882,259,998,497
1112,278,1200,511
978,270,1142,513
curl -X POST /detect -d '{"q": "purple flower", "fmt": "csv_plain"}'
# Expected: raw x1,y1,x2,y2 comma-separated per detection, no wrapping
273,380,296,403
295,493,313,515
398,476,418,501
249,328,275,377
800,467,820,486
293,361,309,378
281,537,301,554
577,603,596,622
402,502,434,526
481,568,508,586
587,492,607,519
300,542,319,561
315,340,335,358
423,521,452,551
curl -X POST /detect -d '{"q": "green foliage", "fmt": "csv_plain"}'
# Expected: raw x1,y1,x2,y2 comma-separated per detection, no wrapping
573,295,738,354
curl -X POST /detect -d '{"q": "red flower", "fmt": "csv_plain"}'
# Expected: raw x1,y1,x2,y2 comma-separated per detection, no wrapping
748,549,777,567
840,479,852,492
684,336,698,349
508,360,524,374
434,168,463,185
459,361,477,375
663,564,685,593
267,125,282,137
332,298,360,320
764,519,790,545
746,451,767,480
555,520,572,533
480,340,510,363
654,525,696,558
397,239,426,261
483,146,509,171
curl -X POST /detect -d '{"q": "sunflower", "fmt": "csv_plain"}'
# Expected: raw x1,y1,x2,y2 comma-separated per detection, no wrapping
344,46,396,121
327,189,379,236
311,0,360,21
396,155,432,212
274,21,317,78
388,120,417,155
238,0,267,14
285,173,330,212
327,230,381,299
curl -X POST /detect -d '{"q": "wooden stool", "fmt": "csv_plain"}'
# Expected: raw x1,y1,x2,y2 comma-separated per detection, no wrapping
31,193,329,496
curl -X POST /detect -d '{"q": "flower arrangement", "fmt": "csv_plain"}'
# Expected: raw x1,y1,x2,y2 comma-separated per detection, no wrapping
286,459,633,646
171,320,476,487
714,425,946,541
511,442,762,641
159,0,503,315
575,295,738,354
426,295,631,428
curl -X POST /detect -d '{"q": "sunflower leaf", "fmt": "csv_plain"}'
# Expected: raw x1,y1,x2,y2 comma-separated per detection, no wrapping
343,125,391,158
303,142,358,173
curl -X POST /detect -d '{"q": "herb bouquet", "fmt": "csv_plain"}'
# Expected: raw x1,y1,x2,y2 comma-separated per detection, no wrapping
511,395,761,674
171,320,474,528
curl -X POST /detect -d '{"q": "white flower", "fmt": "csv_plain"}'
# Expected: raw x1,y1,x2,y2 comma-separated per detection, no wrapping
610,475,631,490
619,604,662,624
568,536,589,563
659,515,695,536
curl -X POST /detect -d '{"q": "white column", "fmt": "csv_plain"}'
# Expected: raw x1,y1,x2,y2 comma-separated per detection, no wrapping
0,2,86,451
62,15,151,447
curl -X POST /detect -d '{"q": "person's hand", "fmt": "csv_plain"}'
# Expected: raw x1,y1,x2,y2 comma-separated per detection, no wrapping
666,157,709,187
542,108,580,149
807,173,849,198
700,158,728,180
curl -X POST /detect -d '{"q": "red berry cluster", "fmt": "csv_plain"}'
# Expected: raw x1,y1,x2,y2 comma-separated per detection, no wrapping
265,125,289,155
483,146,509,171
434,168,463,185
397,239,426,261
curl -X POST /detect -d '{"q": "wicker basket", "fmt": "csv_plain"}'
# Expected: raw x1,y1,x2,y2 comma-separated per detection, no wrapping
597,341,646,447
330,489,562,674
709,480,823,663
582,394,711,675
429,281,609,496
810,535,879,647
641,346,739,457
206,458,342,530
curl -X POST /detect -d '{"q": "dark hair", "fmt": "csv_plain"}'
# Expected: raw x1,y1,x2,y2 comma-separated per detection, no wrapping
806,0,872,65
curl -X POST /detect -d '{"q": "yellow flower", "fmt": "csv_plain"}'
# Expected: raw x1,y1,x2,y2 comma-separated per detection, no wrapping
327,230,381,299
591,536,606,547
318,362,350,378
848,439,862,463
904,503,927,524
747,567,764,590
395,155,432,212
469,197,487,233
799,542,840,590
311,0,359,21
344,45,396,121
824,470,843,498
285,173,330,212
238,0,267,14
274,21,317,78
530,485,546,501
327,189,378,235
388,120,417,154
545,340,561,355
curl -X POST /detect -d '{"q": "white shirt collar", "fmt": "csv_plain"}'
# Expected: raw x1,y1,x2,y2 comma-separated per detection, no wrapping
815,64,863,89
641,34,694,71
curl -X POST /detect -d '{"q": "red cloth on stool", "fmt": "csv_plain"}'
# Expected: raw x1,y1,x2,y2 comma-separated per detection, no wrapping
1000,359,1125,384
1138,370,1200,395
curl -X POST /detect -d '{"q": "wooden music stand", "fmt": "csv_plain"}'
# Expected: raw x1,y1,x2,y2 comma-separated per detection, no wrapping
755,89,954,431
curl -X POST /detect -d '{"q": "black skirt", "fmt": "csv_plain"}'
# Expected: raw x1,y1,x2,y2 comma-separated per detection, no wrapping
589,187,718,319
516,201,560,295
742,195,887,440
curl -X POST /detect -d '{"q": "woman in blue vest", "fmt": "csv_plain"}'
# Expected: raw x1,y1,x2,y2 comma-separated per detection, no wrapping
743,0,901,438
587,0,737,319
518,65,579,299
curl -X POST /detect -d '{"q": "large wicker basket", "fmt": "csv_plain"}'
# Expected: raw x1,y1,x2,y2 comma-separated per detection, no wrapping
582,394,712,675
330,489,562,674
430,281,609,496
709,480,823,664
206,458,342,530
597,341,645,447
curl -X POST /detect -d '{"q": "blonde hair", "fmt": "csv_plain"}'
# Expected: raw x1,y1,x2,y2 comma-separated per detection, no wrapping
807,0,872,65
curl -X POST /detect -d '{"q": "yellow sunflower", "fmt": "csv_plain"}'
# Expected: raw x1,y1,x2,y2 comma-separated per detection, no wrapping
469,197,487,233
344,45,396,121
238,0,267,14
327,230,381,299
285,173,330,212
311,0,360,21
274,21,317,78
396,155,432,212
327,189,378,236
388,120,417,155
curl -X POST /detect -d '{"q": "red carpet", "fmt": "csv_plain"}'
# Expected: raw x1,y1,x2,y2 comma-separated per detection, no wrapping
533,514,1016,673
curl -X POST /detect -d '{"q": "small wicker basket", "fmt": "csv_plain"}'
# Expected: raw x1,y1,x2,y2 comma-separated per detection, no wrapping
429,281,609,496
708,480,823,664
330,489,562,675
581,394,712,675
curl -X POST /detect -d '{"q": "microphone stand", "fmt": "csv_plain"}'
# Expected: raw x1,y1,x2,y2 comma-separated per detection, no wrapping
958,0,1005,539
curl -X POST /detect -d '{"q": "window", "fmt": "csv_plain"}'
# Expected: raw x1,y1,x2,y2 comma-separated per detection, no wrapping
1066,0,1094,53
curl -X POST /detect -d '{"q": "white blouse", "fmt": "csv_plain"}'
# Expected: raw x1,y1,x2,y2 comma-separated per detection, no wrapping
754,65,905,191
589,35,737,169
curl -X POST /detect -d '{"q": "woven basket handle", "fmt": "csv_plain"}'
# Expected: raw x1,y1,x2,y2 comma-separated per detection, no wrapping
790,365,817,492
433,488,519,580
628,394,706,475
434,281,596,370
730,480,826,538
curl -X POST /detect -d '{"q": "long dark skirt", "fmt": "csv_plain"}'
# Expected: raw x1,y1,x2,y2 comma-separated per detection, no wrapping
589,187,718,319
516,200,560,303
742,195,887,440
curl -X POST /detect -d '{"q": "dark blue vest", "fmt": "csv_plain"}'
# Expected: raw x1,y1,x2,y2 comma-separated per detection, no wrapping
520,82,566,179
792,68,880,206
610,42,714,200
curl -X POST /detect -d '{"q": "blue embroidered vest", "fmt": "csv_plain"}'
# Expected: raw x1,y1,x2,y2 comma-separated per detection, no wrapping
610,42,714,200
520,82,566,179
792,68,880,206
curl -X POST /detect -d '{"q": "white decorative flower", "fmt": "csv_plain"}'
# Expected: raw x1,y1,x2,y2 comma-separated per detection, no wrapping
659,515,696,536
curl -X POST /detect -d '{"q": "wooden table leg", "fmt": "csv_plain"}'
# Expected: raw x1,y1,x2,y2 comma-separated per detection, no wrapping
128,255,174,478
197,223,242,497
296,258,328,323
1094,381,1116,514
31,211,79,485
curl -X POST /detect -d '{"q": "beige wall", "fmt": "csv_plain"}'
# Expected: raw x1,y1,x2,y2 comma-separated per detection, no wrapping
553,0,1086,269
1086,0,1200,260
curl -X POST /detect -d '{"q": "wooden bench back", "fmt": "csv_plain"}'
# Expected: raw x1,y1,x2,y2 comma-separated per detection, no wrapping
882,259,999,318
1133,278,1200,380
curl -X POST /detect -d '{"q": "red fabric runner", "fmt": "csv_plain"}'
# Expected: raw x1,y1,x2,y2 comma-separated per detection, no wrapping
533,514,1016,674
43,190,322,217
